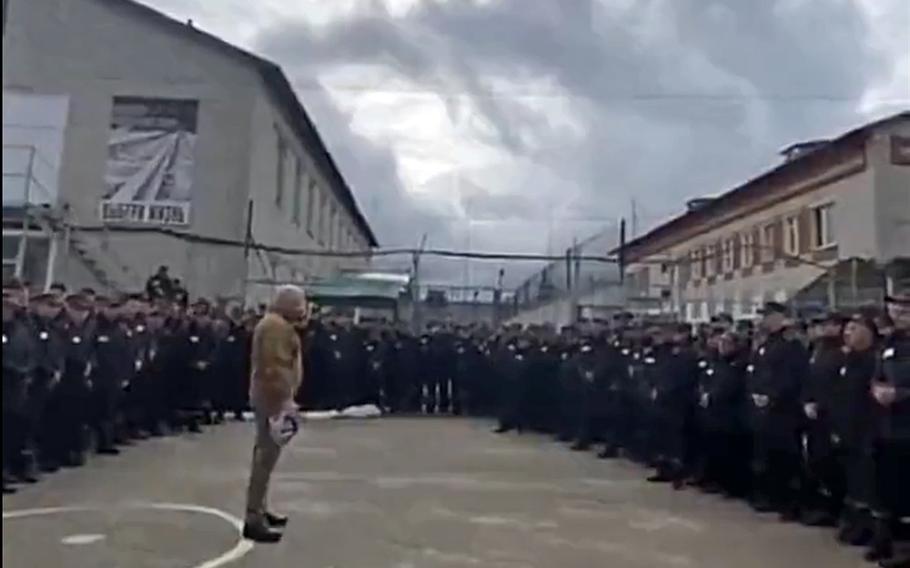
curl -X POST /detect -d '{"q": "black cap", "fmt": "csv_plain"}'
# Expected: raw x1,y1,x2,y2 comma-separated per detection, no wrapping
711,313,734,325
884,293,910,306
64,293,92,310
824,311,849,325
30,292,57,303
758,301,788,315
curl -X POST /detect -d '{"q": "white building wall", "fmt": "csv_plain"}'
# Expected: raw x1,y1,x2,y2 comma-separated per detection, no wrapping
870,122,910,263
629,127,909,322
243,91,369,306
3,0,259,296
3,0,372,299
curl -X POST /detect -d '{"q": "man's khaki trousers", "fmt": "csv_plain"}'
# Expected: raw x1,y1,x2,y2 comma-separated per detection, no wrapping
245,409,283,524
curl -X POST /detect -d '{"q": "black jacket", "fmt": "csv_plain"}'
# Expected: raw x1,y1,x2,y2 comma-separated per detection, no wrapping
875,330,910,440
828,347,876,449
700,353,748,433
747,331,809,440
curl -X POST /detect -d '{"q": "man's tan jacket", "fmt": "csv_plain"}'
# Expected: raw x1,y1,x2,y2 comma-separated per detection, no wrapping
249,312,302,416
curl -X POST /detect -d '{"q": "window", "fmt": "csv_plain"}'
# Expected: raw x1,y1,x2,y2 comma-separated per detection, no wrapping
2,235,18,284
722,238,735,272
741,232,755,268
329,203,338,250
660,262,669,274
812,203,835,248
760,224,776,262
691,250,701,279
1,233,51,288
783,215,799,256
705,244,717,276
292,159,304,225
306,179,317,235
275,134,287,208
2,235,19,261
318,192,328,244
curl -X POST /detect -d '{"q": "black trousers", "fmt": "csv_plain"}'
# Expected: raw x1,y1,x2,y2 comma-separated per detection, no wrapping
873,438,910,521
753,432,801,509
703,428,751,494
2,375,31,474
91,382,120,449
46,378,90,461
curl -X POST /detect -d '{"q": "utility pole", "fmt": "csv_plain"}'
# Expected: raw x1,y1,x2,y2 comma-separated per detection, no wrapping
411,233,428,333
618,218,627,284
241,199,254,308
827,264,838,310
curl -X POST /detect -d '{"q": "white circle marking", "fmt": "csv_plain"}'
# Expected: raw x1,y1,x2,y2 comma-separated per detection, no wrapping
2,502,254,568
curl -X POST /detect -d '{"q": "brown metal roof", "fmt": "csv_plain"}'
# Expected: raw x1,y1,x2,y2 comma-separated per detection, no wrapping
100,0,379,246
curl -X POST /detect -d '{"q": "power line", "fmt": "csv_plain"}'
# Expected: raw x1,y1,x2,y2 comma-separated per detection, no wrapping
71,223,834,279
71,224,621,263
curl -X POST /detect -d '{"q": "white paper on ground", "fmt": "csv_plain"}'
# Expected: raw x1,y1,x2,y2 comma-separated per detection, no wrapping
338,404,382,418
302,410,341,420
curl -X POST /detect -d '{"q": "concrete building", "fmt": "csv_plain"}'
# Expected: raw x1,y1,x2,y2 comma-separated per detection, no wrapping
620,112,910,321
2,0,377,303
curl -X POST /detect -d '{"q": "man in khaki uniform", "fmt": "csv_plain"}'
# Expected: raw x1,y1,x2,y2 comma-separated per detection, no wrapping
243,285,307,543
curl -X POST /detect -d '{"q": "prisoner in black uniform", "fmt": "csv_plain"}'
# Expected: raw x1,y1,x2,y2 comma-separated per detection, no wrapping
3,290,36,488
747,302,809,519
53,294,97,467
698,330,750,497
868,294,910,568
828,316,879,554
801,313,848,527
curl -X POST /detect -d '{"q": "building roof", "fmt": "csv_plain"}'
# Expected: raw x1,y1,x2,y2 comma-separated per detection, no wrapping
306,272,407,304
100,0,378,247
616,111,910,262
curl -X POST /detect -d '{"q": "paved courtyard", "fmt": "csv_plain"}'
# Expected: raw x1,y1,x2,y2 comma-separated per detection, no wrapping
2,417,866,568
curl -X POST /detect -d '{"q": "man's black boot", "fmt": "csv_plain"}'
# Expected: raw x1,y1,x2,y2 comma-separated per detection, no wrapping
242,522,283,543
265,511,289,528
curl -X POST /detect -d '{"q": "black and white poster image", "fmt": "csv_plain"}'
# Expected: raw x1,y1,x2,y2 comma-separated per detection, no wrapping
101,97,198,226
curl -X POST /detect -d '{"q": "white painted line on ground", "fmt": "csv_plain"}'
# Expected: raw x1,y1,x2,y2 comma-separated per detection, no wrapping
2,502,254,568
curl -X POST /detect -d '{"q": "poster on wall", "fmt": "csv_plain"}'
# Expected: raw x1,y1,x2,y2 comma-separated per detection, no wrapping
100,96,198,226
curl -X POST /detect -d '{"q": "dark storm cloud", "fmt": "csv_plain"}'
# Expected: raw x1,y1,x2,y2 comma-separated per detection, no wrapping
254,0,907,285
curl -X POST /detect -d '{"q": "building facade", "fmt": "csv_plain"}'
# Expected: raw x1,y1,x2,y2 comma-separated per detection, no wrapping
621,112,910,321
2,0,376,303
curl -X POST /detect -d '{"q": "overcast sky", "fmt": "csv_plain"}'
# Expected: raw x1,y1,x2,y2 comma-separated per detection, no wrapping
146,0,909,288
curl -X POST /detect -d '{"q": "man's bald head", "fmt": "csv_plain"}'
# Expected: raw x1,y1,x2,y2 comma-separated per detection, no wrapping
270,285,307,323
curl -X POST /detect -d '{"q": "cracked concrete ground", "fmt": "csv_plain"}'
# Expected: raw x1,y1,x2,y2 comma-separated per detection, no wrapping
2,418,866,567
